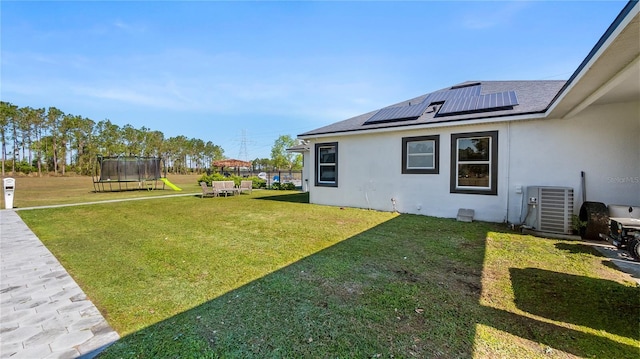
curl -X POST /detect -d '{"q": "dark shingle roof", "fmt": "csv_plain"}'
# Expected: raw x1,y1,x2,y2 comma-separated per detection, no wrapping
299,80,566,137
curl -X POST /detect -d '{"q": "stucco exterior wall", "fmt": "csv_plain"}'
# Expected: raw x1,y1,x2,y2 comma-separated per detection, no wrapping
309,122,511,222
307,100,639,224
506,100,640,223
302,151,311,192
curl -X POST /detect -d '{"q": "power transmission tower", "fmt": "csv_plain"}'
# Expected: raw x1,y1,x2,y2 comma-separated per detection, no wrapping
238,129,249,161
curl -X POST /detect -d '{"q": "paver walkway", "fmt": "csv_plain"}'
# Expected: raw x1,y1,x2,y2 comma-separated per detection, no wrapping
0,210,119,359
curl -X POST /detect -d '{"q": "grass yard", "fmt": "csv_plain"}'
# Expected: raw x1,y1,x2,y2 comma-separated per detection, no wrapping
1,174,202,208
13,178,640,358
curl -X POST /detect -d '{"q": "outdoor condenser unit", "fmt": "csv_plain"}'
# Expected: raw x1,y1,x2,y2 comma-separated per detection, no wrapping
525,186,574,235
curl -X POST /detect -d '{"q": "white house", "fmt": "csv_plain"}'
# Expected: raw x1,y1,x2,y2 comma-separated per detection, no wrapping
294,0,639,232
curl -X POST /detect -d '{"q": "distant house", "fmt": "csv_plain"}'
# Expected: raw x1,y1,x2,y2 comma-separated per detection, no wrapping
293,0,639,230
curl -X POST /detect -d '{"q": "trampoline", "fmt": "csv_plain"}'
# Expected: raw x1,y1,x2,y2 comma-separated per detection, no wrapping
92,156,166,192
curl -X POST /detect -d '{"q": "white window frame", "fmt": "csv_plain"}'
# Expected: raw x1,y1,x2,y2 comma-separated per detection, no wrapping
402,135,439,174
315,142,338,187
450,131,498,195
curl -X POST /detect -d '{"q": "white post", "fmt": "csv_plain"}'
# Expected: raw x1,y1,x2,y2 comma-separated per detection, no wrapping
3,178,15,209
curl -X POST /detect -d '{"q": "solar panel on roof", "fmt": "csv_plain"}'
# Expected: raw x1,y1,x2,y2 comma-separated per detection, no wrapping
476,91,518,111
425,91,448,103
454,85,481,98
364,100,431,124
450,82,481,90
426,85,481,103
363,85,519,125
438,91,518,115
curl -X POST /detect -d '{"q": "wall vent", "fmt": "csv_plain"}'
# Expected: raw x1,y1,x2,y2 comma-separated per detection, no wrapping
525,186,574,234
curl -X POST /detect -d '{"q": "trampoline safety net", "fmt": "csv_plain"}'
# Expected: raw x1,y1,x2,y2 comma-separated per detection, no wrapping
94,156,164,192
99,157,162,181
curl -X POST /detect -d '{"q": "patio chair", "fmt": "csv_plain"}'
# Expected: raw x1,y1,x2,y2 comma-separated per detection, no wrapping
200,182,218,198
223,181,240,196
212,181,234,197
239,180,252,194
211,181,225,196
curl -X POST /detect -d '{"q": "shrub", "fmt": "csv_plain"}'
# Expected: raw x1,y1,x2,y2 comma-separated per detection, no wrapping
15,161,35,174
228,175,242,187
281,182,296,190
269,181,296,190
247,176,266,189
198,174,266,189
197,173,226,185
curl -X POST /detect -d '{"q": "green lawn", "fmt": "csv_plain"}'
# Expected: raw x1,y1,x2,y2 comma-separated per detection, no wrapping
17,189,639,358
3,174,202,208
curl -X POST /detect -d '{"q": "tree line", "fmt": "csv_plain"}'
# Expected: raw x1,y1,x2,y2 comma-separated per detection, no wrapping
0,101,302,177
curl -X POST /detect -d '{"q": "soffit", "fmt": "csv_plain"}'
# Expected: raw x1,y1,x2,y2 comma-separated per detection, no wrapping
549,9,639,118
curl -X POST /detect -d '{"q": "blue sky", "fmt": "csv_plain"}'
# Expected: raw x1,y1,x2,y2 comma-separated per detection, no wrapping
1,1,627,160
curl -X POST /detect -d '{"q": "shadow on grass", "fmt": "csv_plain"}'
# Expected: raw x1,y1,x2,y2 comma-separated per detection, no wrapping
97,216,639,358
478,305,638,357
556,242,640,280
554,242,606,256
510,267,639,339
253,191,309,203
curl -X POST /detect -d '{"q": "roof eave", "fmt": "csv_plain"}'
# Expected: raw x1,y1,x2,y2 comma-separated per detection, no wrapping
299,112,547,139
546,0,639,118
